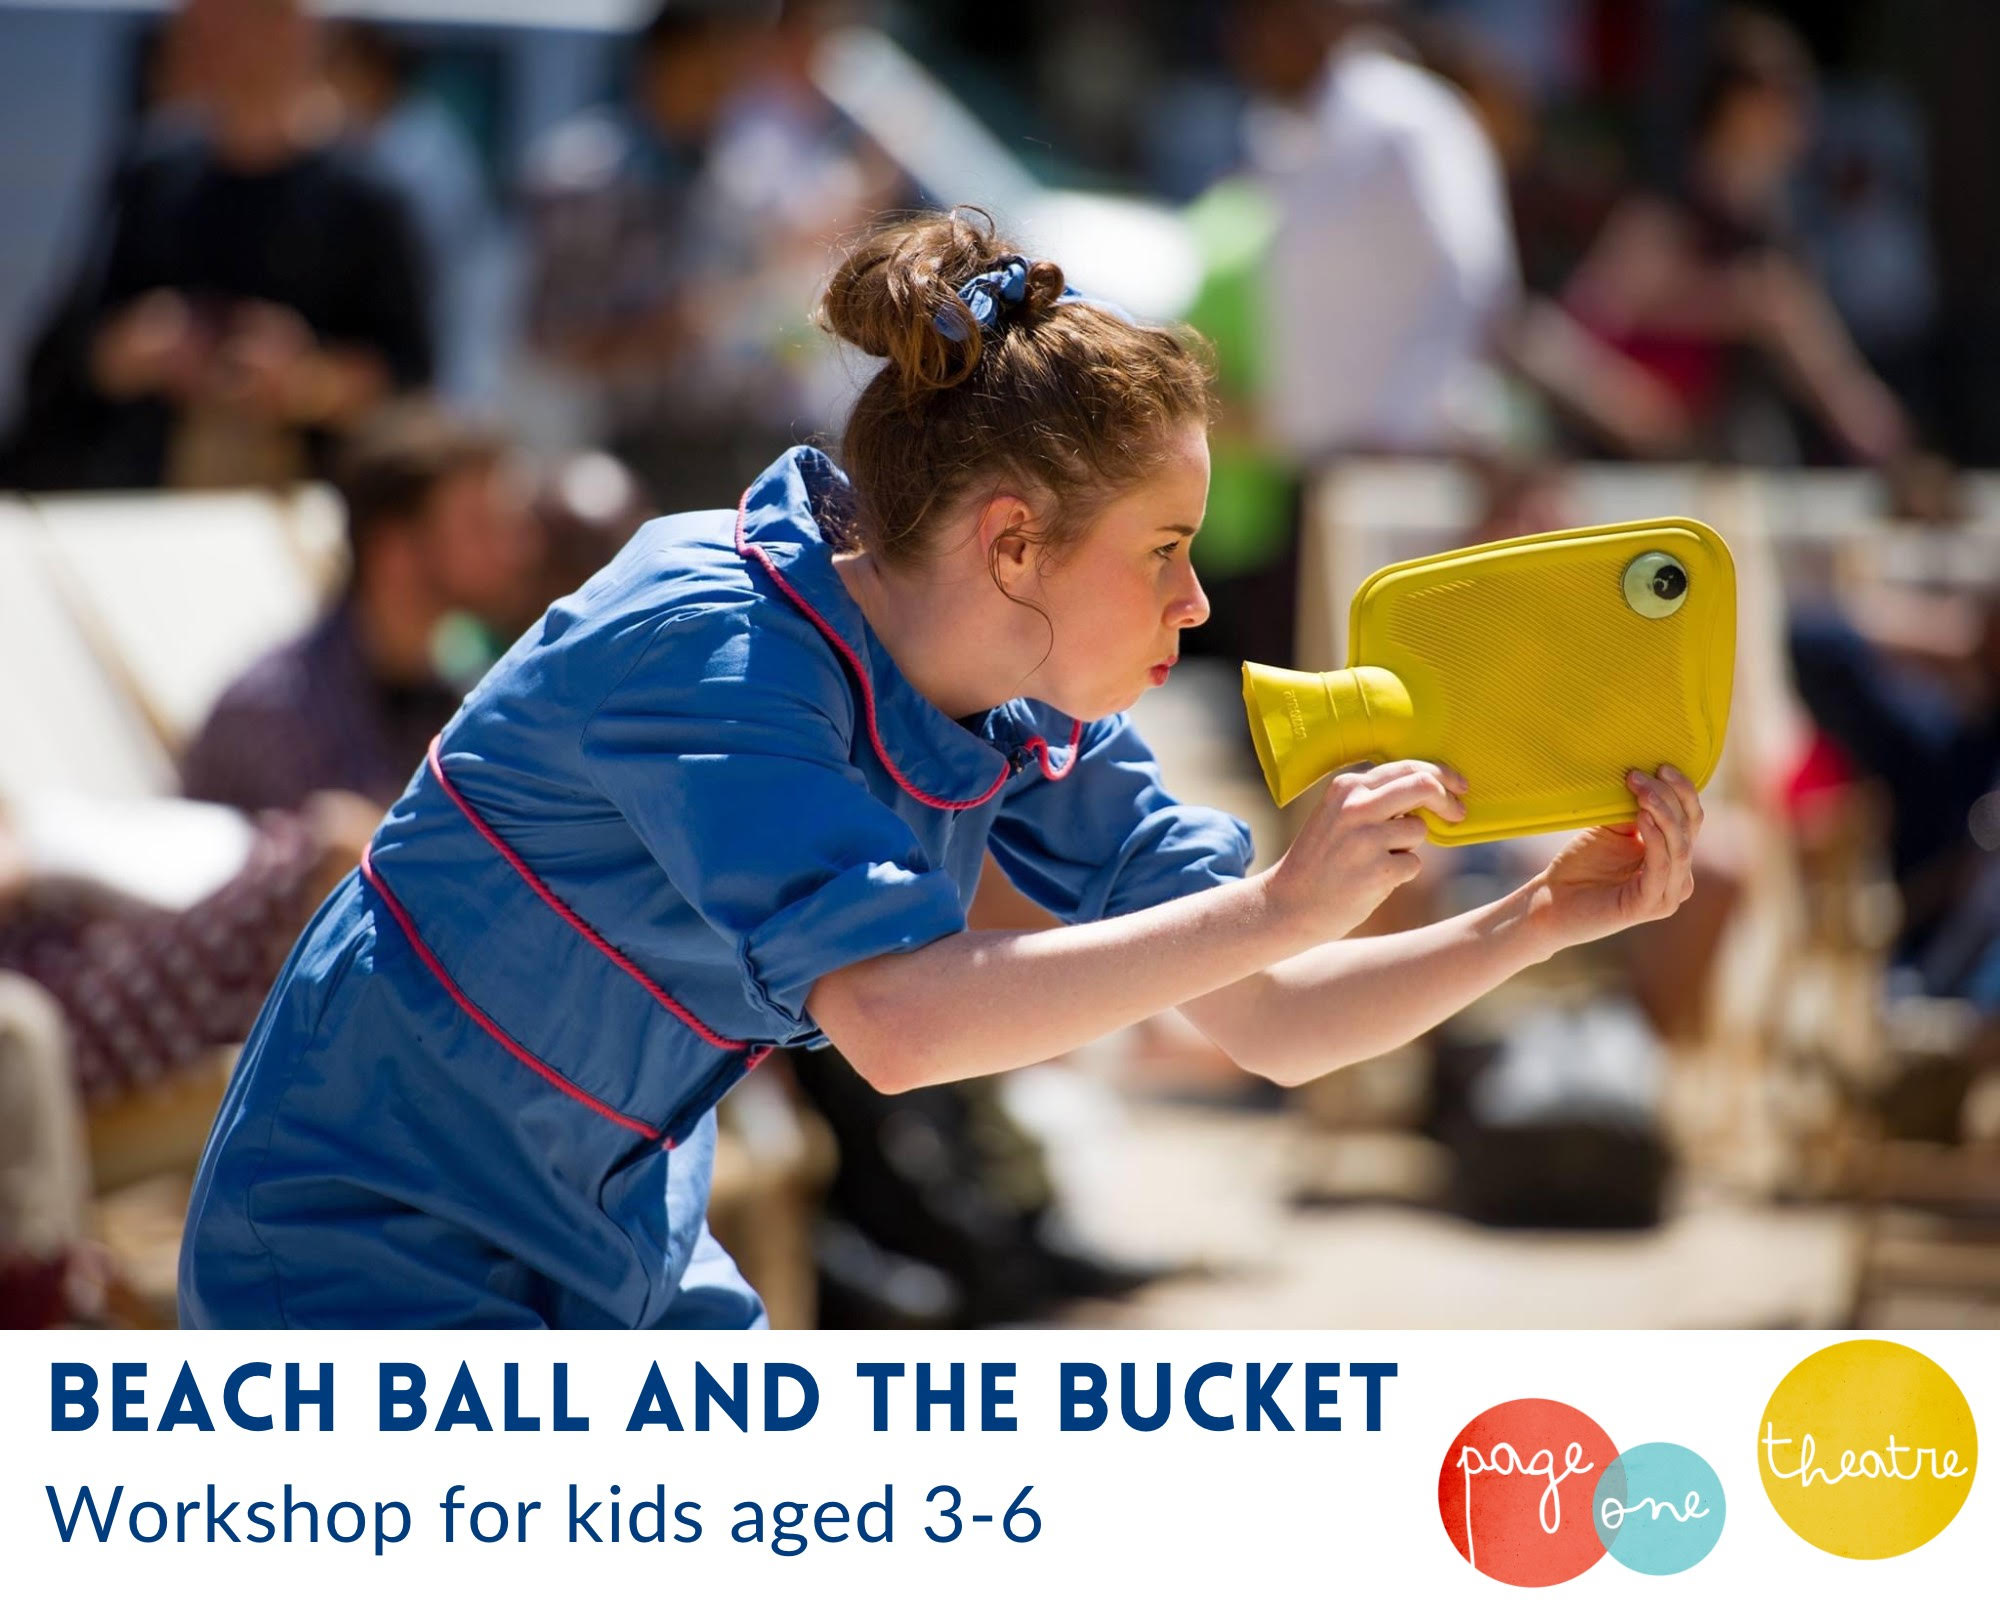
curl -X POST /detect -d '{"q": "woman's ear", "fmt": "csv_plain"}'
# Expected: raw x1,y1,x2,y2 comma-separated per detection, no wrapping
974,493,1040,594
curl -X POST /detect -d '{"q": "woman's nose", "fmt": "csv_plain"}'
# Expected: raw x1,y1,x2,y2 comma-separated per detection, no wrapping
1169,567,1211,630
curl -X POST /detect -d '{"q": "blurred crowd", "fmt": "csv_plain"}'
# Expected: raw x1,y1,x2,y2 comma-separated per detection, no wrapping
5,0,2000,1329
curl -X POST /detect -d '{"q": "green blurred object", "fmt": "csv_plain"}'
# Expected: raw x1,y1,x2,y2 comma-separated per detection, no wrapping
1184,178,1273,394
1181,178,1293,580
430,611,503,692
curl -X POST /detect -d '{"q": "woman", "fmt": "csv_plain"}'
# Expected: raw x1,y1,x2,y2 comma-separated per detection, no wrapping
179,211,1702,1329
1559,11,1908,466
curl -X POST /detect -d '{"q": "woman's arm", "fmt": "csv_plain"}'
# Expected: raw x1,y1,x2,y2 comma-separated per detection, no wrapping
1748,255,1910,464
810,873,1301,1091
808,760,1466,1092
1178,875,1555,1085
1183,767,1702,1085
815,765,1701,1095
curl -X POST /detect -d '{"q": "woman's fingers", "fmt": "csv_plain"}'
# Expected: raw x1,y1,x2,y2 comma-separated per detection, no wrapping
1347,766,1467,825
1627,770,1683,836
1382,815,1430,853
1627,783,1698,914
1351,758,1468,795
1658,764,1704,835
1633,806,1672,912
1659,770,1699,904
1627,770,1692,860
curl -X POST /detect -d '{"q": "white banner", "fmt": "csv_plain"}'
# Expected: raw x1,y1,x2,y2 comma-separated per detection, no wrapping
3,1330,1989,1593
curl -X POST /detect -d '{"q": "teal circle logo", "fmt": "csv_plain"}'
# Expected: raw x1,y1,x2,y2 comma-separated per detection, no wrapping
1592,1442,1725,1575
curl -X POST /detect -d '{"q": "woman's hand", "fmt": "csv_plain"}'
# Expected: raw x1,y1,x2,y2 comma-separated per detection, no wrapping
1262,759,1467,945
1527,766,1703,953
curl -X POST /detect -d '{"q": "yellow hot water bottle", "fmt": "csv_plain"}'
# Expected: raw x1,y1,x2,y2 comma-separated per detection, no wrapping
1242,518,1736,843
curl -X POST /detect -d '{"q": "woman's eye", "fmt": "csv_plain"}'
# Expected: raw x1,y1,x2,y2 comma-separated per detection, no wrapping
1154,543,1180,562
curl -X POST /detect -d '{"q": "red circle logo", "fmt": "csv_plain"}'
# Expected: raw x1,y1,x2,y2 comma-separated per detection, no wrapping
1438,1398,1618,1586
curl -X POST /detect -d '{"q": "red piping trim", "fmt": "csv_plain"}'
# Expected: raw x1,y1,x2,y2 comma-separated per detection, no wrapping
1018,732,1081,783
361,845,674,1148
426,739,750,1053
733,490,1083,809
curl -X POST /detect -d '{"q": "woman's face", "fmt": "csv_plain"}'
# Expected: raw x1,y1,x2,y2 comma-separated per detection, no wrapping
1011,424,1213,720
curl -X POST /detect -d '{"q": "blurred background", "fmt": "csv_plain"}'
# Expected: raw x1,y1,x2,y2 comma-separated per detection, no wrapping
5,0,2000,1331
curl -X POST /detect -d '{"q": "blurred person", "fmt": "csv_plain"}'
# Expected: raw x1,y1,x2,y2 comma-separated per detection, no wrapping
177,208,1704,1330
791,1038,1116,1328
1789,584,2000,968
1560,9,1912,466
520,0,778,509
180,403,539,814
1215,1,1688,631
0,0,431,491
523,0,905,512
1784,578,2000,1099
0,805,358,1110
707,0,898,231
1414,20,1703,461
1232,0,1522,460
0,799,361,1327
693,0,916,421
322,21,515,406
1175,0,1513,676
1192,0,1676,678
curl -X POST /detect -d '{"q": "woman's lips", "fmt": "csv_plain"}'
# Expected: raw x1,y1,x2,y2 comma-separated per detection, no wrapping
1148,657,1178,686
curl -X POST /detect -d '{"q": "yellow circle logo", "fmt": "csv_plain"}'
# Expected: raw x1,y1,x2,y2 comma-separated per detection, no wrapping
1758,1340,1977,1559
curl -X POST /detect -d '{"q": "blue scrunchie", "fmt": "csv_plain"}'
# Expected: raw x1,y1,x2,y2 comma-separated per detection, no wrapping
934,255,1137,342
935,255,1030,341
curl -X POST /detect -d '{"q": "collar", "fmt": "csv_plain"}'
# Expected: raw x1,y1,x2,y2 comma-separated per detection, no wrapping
734,447,1078,811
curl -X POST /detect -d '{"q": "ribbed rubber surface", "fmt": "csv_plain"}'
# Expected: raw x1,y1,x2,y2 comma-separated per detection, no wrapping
1351,520,1732,843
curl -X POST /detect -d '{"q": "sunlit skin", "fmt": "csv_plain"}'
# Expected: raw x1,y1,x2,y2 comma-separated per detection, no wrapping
836,422,1211,722
1012,430,1211,717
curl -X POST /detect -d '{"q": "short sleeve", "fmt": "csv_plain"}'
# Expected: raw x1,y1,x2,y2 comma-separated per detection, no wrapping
987,713,1255,923
579,604,966,1042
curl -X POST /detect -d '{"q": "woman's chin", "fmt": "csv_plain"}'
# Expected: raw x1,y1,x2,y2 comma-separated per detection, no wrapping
1035,669,1162,722
1038,691,1127,723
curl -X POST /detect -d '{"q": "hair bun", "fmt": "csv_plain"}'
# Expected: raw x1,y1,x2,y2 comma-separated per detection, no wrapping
819,207,1063,399
825,207,1214,570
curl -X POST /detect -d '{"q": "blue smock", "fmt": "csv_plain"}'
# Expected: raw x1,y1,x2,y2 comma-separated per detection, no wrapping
178,447,1255,1328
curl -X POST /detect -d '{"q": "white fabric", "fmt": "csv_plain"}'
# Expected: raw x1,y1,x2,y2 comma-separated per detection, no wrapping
10,791,253,912
27,490,327,747
1255,44,1520,459
0,504,173,800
